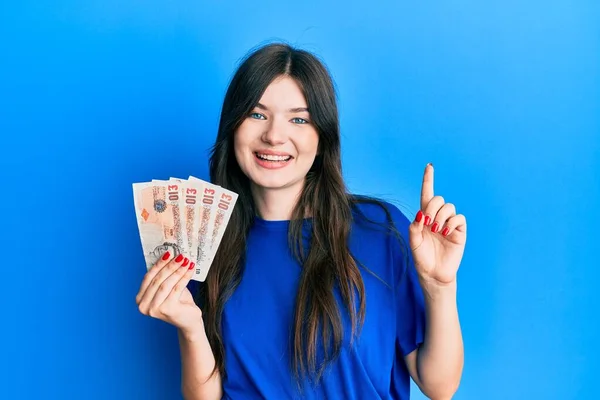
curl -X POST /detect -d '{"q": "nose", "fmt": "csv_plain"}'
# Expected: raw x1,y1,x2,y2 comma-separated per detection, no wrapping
261,118,288,145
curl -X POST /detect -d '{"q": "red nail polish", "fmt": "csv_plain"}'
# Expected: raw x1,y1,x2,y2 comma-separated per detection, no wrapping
416,210,423,223
189,262,195,270
431,222,438,233
442,227,450,236
182,257,189,267
175,254,184,263
162,251,170,261
424,216,431,225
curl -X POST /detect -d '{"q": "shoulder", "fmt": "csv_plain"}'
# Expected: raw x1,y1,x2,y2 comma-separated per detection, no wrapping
349,195,415,278
349,195,413,234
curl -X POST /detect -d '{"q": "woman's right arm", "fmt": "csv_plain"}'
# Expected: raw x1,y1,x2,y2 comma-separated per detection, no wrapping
135,251,223,400
178,327,222,400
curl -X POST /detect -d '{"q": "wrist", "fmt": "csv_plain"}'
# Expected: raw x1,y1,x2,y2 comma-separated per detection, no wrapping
419,277,457,302
178,322,207,343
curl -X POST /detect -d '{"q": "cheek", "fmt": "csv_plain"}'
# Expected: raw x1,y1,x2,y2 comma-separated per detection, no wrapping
299,130,319,157
233,125,249,150
233,121,258,150
232,132,246,167
233,127,256,174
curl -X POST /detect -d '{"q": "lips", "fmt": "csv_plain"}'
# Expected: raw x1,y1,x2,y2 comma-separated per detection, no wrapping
254,150,293,162
253,150,293,169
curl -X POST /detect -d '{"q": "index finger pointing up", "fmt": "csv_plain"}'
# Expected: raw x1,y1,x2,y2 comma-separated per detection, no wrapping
420,163,434,209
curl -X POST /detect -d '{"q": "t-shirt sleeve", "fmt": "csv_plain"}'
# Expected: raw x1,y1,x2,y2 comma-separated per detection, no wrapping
390,206,426,356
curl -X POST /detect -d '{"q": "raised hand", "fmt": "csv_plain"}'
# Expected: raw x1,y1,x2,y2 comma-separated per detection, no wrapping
408,163,467,286
136,252,203,337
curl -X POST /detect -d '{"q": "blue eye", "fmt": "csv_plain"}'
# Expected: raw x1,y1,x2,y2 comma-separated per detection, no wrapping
250,113,266,120
292,117,308,124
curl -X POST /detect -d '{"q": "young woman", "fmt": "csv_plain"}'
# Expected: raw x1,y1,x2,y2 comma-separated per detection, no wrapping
136,42,466,400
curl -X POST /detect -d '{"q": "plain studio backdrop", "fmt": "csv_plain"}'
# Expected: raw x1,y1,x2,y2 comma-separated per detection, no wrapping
1,1,598,399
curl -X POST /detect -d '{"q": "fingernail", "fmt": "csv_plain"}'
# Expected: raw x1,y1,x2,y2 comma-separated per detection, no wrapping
189,262,195,270
442,227,450,236
431,222,439,233
424,216,431,225
162,251,170,261
416,210,423,223
182,257,189,267
175,254,184,263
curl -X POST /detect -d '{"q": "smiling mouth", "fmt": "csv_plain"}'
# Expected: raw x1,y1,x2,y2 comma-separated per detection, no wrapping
254,152,293,162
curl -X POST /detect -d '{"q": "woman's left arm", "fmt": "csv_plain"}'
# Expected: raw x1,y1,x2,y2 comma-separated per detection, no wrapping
404,163,467,399
405,280,463,400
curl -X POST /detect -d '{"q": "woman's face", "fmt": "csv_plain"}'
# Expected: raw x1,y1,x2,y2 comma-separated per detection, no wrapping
234,76,319,193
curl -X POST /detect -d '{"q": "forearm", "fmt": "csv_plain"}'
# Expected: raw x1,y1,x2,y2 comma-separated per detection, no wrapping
178,326,222,400
417,279,464,399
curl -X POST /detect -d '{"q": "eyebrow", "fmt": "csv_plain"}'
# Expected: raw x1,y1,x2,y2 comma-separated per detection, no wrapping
256,103,309,113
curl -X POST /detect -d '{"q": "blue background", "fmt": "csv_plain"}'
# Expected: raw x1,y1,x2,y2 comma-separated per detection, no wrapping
1,1,598,399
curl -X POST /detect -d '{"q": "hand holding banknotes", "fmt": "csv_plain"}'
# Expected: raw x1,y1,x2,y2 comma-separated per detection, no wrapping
135,251,202,336
132,176,238,332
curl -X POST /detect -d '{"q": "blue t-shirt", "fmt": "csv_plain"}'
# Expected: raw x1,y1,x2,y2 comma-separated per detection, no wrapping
221,201,426,399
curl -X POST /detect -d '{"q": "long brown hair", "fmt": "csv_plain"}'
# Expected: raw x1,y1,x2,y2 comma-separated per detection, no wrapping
196,42,404,385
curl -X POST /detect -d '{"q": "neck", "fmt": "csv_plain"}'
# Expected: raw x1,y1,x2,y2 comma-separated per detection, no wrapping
251,182,304,221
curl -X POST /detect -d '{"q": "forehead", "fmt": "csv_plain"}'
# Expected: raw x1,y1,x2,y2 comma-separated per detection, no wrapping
258,76,307,109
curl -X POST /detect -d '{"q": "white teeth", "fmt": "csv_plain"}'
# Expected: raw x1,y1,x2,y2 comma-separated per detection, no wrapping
256,153,291,161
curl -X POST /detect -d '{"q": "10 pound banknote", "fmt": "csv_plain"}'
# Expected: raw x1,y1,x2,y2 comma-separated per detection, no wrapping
132,176,238,282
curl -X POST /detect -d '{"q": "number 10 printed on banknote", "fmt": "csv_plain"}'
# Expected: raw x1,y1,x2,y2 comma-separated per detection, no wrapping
132,176,238,282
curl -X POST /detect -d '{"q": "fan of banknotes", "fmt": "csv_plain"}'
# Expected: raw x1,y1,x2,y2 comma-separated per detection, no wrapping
132,176,238,282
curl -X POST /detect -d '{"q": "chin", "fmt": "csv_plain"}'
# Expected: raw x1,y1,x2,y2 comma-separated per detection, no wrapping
250,174,303,191
253,179,294,190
